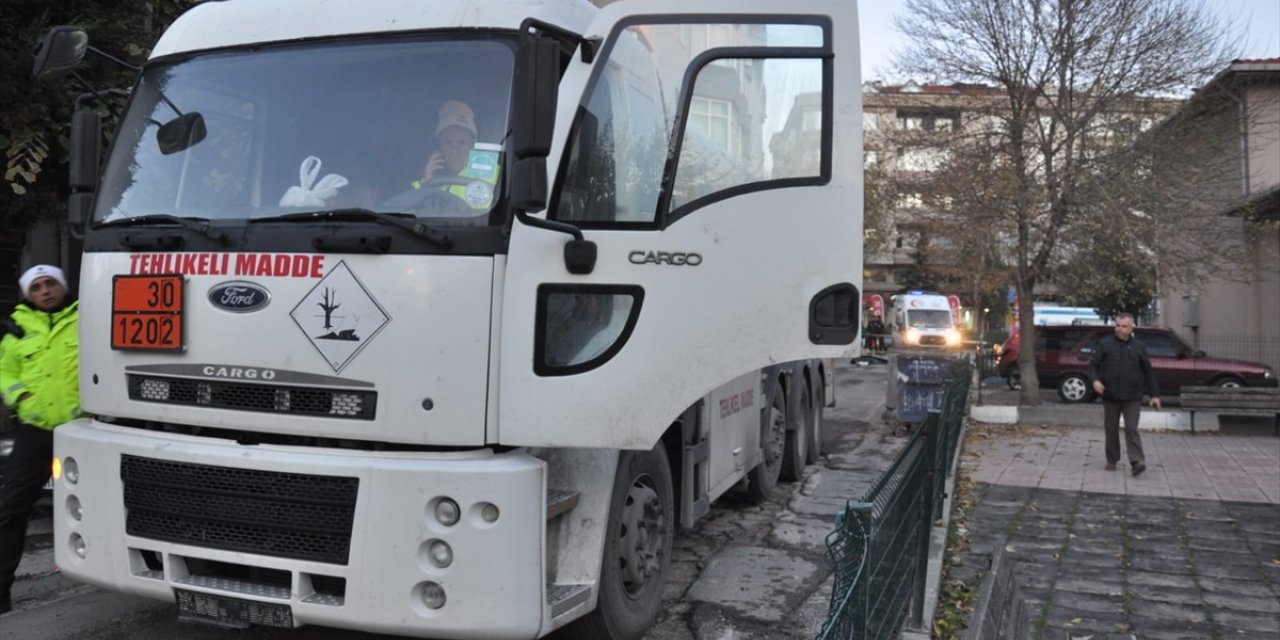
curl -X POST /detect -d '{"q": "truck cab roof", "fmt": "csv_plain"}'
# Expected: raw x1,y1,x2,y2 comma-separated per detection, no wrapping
153,0,596,58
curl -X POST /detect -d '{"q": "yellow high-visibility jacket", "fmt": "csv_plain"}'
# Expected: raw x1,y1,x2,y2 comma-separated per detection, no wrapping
1,301,81,430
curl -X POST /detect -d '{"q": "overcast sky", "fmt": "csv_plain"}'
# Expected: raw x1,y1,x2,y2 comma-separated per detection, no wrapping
859,0,1280,83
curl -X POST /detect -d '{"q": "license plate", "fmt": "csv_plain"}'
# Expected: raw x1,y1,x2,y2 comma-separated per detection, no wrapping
111,274,185,352
175,590,293,629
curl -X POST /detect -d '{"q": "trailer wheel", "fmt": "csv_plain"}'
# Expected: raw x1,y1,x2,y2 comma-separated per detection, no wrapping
781,380,810,482
569,444,673,640
805,374,822,465
748,381,786,501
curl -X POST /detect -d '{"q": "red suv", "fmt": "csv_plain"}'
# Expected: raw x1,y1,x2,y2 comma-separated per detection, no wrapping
997,326,1277,403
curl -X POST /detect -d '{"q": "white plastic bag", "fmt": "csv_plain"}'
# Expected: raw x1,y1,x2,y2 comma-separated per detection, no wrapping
278,156,349,207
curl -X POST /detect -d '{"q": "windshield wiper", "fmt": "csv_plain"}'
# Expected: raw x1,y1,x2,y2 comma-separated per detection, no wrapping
252,209,454,250
99,214,229,243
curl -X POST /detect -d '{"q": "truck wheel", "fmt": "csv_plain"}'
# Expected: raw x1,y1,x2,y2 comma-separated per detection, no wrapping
805,376,822,465
748,381,786,501
570,445,673,640
782,380,812,480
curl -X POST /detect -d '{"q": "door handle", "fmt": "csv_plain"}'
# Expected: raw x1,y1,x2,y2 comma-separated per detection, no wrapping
809,283,859,345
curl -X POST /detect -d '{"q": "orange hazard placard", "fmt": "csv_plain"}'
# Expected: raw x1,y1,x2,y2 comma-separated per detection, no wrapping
111,274,184,351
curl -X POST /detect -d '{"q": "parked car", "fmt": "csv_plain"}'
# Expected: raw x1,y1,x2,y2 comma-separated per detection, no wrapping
997,325,1278,403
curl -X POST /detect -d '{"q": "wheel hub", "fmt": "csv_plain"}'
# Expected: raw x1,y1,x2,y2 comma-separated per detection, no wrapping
618,479,665,596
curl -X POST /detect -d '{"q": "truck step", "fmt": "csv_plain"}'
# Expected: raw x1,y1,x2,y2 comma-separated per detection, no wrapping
548,583,591,618
546,489,579,520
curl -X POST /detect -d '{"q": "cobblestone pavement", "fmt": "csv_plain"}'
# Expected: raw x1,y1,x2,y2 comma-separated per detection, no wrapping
953,425,1280,640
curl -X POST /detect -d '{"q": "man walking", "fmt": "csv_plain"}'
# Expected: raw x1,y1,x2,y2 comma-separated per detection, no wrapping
1088,313,1160,476
0,265,81,614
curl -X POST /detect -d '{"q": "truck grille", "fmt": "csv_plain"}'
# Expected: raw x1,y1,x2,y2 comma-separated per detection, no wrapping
919,335,947,346
127,375,376,420
121,455,359,564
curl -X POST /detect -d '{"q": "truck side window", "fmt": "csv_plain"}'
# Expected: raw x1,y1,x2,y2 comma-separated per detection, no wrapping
552,21,829,228
670,57,824,213
554,56,667,225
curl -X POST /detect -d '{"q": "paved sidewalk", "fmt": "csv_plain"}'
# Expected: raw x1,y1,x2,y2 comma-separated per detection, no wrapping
968,426,1280,503
952,425,1280,639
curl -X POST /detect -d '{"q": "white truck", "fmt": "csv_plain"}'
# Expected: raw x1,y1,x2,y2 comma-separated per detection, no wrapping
890,291,959,349
34,1,863,637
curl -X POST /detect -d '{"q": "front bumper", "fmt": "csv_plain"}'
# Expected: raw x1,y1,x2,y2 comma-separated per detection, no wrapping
54,419,548,639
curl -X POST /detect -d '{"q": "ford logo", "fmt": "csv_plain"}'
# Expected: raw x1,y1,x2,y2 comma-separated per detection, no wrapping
208,281,271,313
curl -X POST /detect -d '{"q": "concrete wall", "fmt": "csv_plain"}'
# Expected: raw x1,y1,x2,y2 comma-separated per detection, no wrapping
1161,75,1280,372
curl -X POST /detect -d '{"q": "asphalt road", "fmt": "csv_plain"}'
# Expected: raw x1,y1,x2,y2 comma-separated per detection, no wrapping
1,361,898,640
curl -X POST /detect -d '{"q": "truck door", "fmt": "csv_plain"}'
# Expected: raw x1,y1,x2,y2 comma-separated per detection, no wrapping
499,0,862,448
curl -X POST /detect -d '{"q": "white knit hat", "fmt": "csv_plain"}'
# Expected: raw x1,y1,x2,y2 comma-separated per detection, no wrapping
19,264,67,298
435,99,477,138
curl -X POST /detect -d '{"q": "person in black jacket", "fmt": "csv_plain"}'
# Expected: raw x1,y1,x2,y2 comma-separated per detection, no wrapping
1088,313,1160,476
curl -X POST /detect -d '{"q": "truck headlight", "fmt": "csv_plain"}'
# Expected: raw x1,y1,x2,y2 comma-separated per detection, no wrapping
945,330,961,346
905,328,920,345
1265,368,1275,379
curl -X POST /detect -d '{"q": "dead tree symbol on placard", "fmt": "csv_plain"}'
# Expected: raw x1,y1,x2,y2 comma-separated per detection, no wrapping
315,287,360,341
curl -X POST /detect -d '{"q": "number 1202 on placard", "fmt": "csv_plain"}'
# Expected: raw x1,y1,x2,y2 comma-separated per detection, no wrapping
111,274,185,352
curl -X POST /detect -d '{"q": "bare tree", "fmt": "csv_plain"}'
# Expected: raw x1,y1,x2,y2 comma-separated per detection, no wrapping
896,0,1239,404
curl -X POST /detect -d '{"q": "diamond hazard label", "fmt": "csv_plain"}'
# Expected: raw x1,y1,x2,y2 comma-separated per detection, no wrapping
290,261,389,372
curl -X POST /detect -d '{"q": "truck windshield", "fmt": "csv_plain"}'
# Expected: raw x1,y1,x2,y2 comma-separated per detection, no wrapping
95,36,514,227
907,310,952,329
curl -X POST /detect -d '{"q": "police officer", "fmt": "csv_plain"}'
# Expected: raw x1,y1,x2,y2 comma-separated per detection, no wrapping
0,265,81,614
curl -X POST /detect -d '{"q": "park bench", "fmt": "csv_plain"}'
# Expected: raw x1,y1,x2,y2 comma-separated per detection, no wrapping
1179,386,1280,436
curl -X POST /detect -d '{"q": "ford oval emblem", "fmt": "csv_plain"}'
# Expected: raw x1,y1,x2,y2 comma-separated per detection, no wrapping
208,281,271,313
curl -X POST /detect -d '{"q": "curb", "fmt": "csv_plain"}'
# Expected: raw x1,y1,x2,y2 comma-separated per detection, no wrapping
900,420,964,640
971,404,1218,431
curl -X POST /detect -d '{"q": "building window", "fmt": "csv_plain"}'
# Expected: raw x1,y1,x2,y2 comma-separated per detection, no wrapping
896,148,948,172
863,112,879,131
689,96,740,155
897,109,960,132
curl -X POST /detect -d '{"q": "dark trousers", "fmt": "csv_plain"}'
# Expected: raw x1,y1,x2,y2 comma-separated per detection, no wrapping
0,422,53,594
1103,400,1145,465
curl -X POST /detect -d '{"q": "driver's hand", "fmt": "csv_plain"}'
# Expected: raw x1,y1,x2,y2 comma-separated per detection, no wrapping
423,152,446,182
1092,380,1105,395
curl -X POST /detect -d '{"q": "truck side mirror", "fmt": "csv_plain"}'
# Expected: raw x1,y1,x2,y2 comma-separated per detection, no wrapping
67,108,102,236
70,109,101,191
33,26,89,79
511,36,560,160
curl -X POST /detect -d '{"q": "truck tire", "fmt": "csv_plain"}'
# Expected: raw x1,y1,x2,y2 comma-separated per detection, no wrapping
748,380,786,501
568,444,673,640
782,380,811,481
805,374,822,465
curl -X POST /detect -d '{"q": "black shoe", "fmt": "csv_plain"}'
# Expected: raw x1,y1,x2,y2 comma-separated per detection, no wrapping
0,589,12,615
1105,462,1117,471
1132,461,1146,477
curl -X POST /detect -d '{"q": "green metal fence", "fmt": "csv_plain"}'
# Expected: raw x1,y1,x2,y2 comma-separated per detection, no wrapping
817,358,972,640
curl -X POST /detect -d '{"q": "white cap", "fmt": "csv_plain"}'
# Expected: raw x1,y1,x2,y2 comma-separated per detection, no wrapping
435,99,477,138
19,264,67,299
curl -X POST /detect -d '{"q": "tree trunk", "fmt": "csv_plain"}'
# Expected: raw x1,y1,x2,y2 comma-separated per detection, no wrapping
1017,281,1040,405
